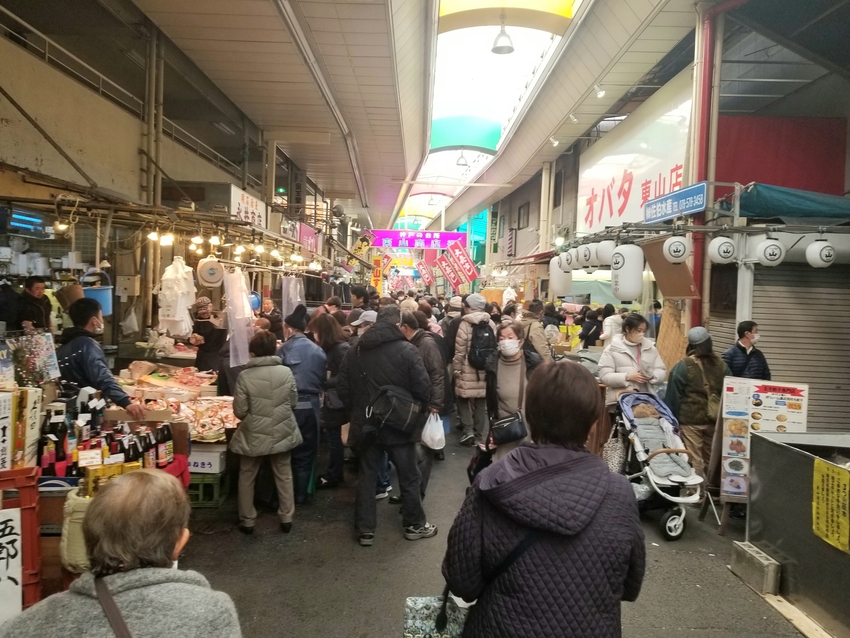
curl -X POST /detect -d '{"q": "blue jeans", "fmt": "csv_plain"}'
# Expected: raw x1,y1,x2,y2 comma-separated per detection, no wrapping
376,450,390,493
292,395,320,504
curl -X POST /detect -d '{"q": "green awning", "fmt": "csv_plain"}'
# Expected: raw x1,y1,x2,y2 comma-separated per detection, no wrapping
732,183,850,220
430,116,501,152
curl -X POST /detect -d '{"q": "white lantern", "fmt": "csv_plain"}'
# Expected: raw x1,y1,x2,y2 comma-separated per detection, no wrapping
805,239,835,268
611,244,644,301
756,238,786,267
588,242,601,267
569,247,580,269
596,240,616,265
708,236,736,264
549,256,572,298
558,250,575,272
662,235,692,264
577,244,594,268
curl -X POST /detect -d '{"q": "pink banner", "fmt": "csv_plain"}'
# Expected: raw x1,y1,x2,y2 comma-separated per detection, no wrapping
299,223,318,253
447,241,479,283
434,254,462,291
416,260,434,286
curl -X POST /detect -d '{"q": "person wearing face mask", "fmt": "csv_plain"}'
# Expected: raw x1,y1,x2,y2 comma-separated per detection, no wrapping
57,298,146,420
189,297,227,373
484,322,542,460
721,320,771,380
597,313,667,406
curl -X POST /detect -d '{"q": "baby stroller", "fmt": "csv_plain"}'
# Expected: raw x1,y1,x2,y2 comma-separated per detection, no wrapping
614,392,702,541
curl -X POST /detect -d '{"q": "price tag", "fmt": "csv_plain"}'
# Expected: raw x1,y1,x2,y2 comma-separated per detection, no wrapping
50,414,65,424
104,453,125,465
46,434,59,442
81,425,91,441
88,400,98,409
96,399,106,410
78,413,92,423
78,449,103,468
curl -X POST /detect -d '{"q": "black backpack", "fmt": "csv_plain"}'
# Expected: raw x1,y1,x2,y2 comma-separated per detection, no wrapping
468,320,496,370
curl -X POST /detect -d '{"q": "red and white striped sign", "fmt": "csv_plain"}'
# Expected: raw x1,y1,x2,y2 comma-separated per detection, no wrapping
381,252,393,275
447,241,479,283
434,253,462,291
416,260,435,286
404,275,415,290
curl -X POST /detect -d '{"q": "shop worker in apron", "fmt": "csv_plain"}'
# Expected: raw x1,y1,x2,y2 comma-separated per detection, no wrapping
190,297,227,373
57,298,146,420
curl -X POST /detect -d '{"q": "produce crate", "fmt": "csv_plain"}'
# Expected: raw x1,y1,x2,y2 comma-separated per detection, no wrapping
187,471,229,509
0,467,42,608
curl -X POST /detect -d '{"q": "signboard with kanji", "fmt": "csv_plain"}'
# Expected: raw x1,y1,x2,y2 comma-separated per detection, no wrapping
447,241,479,284
645,181,707,224
370,230,466,250
381,253,393,274
576,68,692,236
0,508,22,625
416,261,435,286
434,254,462,291
370,257,383,290
229,185,267,229
347,230,373,266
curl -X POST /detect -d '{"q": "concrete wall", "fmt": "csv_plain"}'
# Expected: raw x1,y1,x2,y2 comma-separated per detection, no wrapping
492,172,542,261
0,36,242,201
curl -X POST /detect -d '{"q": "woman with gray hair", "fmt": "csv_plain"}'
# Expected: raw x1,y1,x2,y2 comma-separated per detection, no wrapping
0,470,241,637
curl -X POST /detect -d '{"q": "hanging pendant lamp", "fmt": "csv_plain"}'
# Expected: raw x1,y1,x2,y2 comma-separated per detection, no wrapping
492,12,514,55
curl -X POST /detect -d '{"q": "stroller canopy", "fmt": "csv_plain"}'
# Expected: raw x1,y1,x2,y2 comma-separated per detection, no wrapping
617,392,679,432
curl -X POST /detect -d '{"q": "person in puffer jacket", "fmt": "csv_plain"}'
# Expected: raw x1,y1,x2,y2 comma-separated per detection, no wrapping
452,293,496,446
230,330,302,535
443,361,645,638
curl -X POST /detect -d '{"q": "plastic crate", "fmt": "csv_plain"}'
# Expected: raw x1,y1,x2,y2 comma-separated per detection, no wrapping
0,467,42,608
187,471,229,509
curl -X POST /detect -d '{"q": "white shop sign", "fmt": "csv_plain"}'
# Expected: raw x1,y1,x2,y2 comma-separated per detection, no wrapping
0,508,22,625
230,185,267,230
576,68,693,237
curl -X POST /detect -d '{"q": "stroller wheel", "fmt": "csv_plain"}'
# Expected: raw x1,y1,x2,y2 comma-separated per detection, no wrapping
660,507,686,541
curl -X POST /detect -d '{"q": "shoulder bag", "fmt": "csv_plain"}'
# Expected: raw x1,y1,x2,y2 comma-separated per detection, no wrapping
692,357,721,421
488,358,528,448
403,531,540,638
356,346,425,434
94,576,134,638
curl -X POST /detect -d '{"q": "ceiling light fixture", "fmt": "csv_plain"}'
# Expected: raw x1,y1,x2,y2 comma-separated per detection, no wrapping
569,113,578,124
254,244,265,254
456,149,468,167
234,245,245,255
159,233,174,247
191,235,203,245
234,255,241,262
291,254,304,262
221,228,234,247
196,247,204,255
212,121,236,136
550,137,559,147
428,196,436,206
555,236,565,247
594,84,606,98
147,228,159,241
209,234,221,246
54,221,69,232
270,248,281,259
491,12,514,55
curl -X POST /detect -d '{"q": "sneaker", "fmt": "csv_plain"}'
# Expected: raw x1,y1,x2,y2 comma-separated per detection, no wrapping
375,489,390,500
460,432,475,446
404,523,438,541
359,533,375,547
388,495,402,505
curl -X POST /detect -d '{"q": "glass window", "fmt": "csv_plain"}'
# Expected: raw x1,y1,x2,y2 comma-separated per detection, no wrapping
518,203,530,229
553,171,563,208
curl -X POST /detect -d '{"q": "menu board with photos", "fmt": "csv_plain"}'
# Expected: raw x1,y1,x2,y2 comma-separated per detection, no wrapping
720,377,809,499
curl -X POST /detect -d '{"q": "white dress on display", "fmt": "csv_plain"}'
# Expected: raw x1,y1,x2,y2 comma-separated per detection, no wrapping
158,256,196,337
502,286,517,308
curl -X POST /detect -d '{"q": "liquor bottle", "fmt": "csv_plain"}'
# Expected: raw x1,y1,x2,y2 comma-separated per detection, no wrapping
143,428,157,469
53,417,68,478
93,391,104,434
163,422,174,464
155,425,168,468
68,448,80,478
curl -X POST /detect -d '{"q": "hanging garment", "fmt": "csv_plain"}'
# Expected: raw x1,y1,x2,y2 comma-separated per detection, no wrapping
158,256,196,337
224,269,254,368
280,276,305,319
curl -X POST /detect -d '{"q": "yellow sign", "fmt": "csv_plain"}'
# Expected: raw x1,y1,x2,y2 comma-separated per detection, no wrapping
370,257,383,290
813,458,850,553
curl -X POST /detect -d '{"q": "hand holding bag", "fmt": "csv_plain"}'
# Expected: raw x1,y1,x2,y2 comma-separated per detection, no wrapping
421,412,446,450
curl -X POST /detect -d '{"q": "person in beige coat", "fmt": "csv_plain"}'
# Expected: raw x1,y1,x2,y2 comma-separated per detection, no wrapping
452,293,496,445
517,299,553,362
597,314,667,406
230,330,302,535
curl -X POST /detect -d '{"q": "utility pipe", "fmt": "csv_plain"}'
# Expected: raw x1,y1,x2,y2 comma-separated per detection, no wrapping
539,162,551,252
145,28,157,204
154,36,164,206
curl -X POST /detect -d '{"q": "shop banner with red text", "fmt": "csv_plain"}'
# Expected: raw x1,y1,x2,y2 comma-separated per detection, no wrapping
434,254,462,291
381,252,393,275
447,241,479,283
370,257,382,290
416,261,435,286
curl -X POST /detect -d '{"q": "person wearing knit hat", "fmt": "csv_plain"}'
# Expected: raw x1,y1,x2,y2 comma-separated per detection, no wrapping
277,304,328,504
664,326,732,479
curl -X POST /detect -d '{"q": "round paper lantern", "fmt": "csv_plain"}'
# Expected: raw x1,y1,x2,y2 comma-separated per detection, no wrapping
596,240,616,265
558,250,575,272
577,244,594,267
549,256,572,297
662,235,692,264
755,239,786,267
588,242,601,267
805,239,835,268
611,244,644,301
708,236,736,264
569,247,581,269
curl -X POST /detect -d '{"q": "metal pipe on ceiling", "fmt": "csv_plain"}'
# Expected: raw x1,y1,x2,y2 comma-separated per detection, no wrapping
144,27,157,205
269,0,369,211
154,34,165,207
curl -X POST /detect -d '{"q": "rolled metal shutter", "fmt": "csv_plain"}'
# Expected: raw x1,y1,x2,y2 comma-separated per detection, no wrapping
709,314,737,353
752,264,850,432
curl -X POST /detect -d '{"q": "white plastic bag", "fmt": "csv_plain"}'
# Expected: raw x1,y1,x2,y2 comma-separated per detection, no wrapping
421,413,446,450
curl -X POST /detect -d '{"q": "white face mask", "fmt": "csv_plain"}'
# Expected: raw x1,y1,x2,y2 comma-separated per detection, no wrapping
499,339,521,357
93,320,104,335
750,333,760,344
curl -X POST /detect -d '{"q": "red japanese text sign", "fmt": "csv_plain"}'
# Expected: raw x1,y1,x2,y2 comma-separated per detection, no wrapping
434,254,462,291
447,241,479,284
381,253,393,275
416,261,435,286
404,276,415,290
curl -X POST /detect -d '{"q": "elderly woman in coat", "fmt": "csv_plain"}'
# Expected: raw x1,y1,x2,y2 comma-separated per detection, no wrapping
443,361,645,638
597,313,667,406
230,330,302,535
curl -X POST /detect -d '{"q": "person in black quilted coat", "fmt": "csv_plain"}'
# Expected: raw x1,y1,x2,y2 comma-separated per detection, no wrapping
443,361,645,638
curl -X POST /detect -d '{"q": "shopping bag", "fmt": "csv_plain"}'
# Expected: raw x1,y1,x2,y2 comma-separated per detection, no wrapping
421,413,446,450
601,423,627,474
403,589,468,638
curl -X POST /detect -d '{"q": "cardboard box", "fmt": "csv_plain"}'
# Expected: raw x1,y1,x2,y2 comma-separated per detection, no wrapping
188,449,226,474
84,464,124,497
553,343,572,355
15,387,43,468
104,408,173,423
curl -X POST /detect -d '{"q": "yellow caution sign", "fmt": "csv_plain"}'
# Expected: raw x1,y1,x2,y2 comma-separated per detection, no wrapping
812,458,850,553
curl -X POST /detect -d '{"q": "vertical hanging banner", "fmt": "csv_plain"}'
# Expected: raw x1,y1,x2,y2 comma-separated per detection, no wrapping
381,252,393,275
447,241,479,283
416,261,435,286
348,230,374,266
0,508,22,625
370,257,383,290
434,254,462,291
404,275,416,290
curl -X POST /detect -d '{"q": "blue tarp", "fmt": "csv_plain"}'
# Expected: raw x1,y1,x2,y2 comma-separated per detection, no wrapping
731,183,850,220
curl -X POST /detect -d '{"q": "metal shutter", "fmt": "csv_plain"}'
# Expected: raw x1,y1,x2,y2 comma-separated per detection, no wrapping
752,264,850,432
709,314,737,352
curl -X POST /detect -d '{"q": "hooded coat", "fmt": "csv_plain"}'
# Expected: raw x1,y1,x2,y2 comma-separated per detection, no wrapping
452,311,496,399
518,311,552,362
56,328,132,408
597,334,667,404
443,444,645,638
337,320,432,446
0,568,241,638
229,356,302,457
409,329,445,413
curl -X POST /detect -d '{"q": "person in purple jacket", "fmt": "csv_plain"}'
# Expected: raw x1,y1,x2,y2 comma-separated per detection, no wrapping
443,360,646,638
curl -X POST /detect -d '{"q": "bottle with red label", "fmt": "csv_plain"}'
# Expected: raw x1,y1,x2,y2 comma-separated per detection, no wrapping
155,424,168,468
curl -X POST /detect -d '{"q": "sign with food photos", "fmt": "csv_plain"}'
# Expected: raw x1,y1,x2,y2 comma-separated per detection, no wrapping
720,377,808,499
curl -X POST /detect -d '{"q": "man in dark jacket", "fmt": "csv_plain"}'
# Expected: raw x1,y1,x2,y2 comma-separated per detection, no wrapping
337,304,437,546
722,320,771,380
18,276,53,331
258,298,284,340
57,298,146,420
